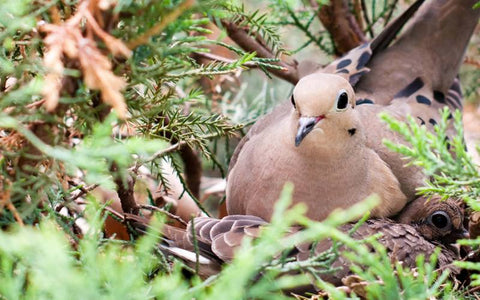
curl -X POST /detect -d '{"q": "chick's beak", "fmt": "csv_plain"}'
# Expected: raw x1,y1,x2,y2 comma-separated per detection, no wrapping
458,228,470,240
295,116,323,147
443,227,470,244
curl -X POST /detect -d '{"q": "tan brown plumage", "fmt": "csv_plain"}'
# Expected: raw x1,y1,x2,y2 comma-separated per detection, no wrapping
226,0,480,222
135,196,467,284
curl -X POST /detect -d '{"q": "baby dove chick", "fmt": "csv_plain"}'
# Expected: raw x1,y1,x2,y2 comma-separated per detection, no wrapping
395,195,468,244
128,196,466,285
152,196,466,283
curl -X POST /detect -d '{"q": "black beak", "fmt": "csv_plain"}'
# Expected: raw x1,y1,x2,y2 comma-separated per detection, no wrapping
295,117,318,147
443,227,470,244
457,228,470,239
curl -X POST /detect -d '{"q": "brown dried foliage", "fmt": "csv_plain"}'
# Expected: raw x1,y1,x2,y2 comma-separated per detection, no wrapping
0,181,24,226
40,0,131,118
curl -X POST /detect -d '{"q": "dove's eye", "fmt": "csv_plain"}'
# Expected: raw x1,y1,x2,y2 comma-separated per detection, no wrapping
428,211,451,230
336,90,349,111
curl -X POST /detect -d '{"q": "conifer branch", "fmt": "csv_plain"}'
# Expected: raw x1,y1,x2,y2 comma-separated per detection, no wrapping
127,0,196,49
221,20,299,84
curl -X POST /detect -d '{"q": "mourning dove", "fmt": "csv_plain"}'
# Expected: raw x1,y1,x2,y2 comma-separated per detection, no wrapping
130,196,466,284
226,0,480,221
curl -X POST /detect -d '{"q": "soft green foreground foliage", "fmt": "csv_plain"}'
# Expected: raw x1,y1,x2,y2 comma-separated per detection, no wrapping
0,188,456,299
382,110,480,298
382,109,480,209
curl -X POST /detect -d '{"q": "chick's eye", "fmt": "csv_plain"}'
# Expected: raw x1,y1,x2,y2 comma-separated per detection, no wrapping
336,90,349,111
291,94,296,109
428,211,451,230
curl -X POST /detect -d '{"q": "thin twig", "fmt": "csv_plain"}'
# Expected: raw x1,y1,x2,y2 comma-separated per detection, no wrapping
190,217,200,275
465,56,480,69
465,283,480,295
127,0,196,49
194,52,257,68
221,20,299,84
67,183,100,201
139,204,188,227
131,141,186,173
114,172,139,215
8,200,24,226
26,99,46,109
3,99,46,115
360,0,374,37
383,0,399,26
75,199,125,220
149,141,186,162
1,187,24,226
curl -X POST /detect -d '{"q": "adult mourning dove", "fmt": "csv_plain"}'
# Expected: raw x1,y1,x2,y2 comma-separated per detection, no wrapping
133,196,466,284
226,0,480,221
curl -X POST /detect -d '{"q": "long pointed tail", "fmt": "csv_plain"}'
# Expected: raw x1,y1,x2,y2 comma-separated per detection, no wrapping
357,0,480,103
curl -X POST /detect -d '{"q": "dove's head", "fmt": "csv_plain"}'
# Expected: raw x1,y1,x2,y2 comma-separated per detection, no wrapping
291,73,357,148
396,196,468,244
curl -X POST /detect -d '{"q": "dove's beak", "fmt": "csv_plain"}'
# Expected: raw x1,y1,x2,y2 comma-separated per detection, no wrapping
295,116,324,147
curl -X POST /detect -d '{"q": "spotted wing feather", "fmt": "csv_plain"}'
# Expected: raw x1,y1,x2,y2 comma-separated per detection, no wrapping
184,215,458,283
322,0,425,86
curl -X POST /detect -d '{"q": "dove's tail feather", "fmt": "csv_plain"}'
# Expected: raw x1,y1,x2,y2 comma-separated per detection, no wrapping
370,0,425,54
124,213,223,277
326,0,425,87
400,0,479,92
357,0,480,105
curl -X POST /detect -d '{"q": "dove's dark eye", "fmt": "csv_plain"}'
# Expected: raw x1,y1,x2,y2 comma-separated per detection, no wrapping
336,90,349,111
291,94,296,109
428,211,451,230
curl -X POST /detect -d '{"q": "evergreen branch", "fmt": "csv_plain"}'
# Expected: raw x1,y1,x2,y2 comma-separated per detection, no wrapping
193,52,257,67
381,108,480,207
220,3,285,56
165,52,255,78
190,217,200,275
383,0,399,26
285,5,333,55
167,153,210,217
127,0,196,49
363,0,397,37
361,0,375,37
147,142,186,163
139,204,188,227
221,20,299,84
67,183,100,201
3,192,24,226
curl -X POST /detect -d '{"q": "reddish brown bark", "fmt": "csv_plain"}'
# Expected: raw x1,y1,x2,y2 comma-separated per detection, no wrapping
312,0,367,56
